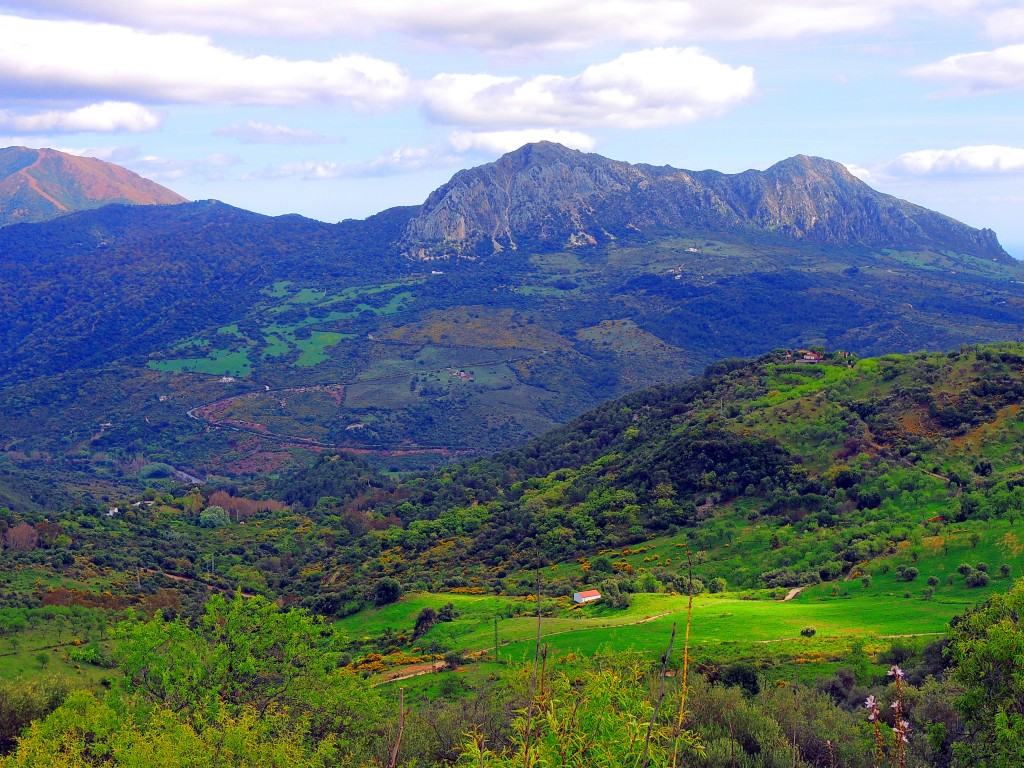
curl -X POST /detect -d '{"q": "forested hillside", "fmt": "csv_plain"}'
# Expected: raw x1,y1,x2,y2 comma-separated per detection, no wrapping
3,343,1024,765
4,144,1024,498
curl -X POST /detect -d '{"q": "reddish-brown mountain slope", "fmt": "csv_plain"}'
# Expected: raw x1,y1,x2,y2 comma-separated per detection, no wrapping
0,146,187,226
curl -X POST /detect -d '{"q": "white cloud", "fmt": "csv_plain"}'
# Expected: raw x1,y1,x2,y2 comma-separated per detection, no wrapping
215,121,338,144
449,129,596,154
0,102,161,133
0,15,409,108
118,152,241,181
911,43,1024,93
887,145,1024,175
265,146,464,180
4,1,986,50
983,7,1024,41
422,48,755,131
842,163,876,184
55,145,144,163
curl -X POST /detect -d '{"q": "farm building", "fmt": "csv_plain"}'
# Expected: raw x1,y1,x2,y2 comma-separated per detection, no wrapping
573,590,602,604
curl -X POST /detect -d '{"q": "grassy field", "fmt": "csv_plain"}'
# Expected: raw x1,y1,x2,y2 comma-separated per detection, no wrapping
335,504,1022,671
335,574,994,674
149,348,252,376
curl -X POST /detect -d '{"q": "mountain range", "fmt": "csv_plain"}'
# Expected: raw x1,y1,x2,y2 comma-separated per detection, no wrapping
1,143,1023,498
399,142,1009,261
0,146,186,227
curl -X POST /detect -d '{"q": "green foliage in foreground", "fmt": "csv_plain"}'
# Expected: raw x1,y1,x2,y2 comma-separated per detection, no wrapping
1,587,1021,767
948,577,1024,767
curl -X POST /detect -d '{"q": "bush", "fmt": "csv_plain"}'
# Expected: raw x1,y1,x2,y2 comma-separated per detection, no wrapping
927,575,940,587
0,678,71,752
720,662,761,696
964,570,990,588
443,650,464,671
198,506,229,528
373,577,403,606
412,607,438,640
895,565,919,582
800,626,816,637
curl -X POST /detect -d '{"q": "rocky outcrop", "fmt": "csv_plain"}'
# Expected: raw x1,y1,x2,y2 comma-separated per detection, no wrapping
398,143,1010,262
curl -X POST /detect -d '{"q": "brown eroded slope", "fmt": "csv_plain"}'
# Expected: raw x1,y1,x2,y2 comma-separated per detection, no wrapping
0,146,187,226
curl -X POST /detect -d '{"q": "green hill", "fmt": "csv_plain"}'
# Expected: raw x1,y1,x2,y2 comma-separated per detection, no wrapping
299,343,1024,603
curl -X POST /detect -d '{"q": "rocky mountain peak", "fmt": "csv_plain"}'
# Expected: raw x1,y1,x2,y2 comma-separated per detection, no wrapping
398,143,1010,263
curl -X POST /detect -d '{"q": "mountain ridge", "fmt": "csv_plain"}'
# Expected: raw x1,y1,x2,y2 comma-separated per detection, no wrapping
0,146,187,227
398,142,1009,262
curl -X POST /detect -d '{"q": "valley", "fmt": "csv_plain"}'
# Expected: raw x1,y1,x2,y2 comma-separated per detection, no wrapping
2,144,1024,766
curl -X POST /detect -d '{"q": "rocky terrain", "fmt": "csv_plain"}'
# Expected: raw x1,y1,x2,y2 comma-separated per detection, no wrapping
399,142,1009,261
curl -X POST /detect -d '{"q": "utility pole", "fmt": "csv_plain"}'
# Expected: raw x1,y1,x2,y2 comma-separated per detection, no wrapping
494,616,499,663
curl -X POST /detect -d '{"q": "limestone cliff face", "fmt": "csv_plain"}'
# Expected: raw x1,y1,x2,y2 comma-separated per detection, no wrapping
0,146,187,227
399,143,1010,262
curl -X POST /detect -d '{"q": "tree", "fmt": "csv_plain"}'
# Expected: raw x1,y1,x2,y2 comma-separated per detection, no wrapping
4,690,341,768
5,523,37,552
197,506,229,528
948,578,1024,767
413,607,438,640
720,662,761,696
107,593,386,764
373,577,403,606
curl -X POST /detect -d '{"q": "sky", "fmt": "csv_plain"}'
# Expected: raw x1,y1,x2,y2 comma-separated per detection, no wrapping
3,1,1024,256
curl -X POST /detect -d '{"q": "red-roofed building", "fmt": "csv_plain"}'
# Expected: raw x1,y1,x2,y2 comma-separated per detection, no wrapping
573,590,602,604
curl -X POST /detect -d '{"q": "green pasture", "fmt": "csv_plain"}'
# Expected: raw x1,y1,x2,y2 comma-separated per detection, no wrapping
338,512,1022,668
295,331,350,367
336,585,983,673
149,349,252,376
152,280,418,375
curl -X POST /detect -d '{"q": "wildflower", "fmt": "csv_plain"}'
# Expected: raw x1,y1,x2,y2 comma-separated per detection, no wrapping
887,664,905,679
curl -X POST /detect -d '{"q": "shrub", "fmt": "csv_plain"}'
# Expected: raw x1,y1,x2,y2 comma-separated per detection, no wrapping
720,662,761,696
197,506,229,528
412,607,438,640
443,650,464,671
801,626,816,637
373,577,403,606
964,570,990,588
927,575,940,587
895,565,919,582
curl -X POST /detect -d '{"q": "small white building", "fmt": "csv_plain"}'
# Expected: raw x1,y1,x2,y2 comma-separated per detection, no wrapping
573,590,602,604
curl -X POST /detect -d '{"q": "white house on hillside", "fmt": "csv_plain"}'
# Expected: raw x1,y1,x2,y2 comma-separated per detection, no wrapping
573,590,601,604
